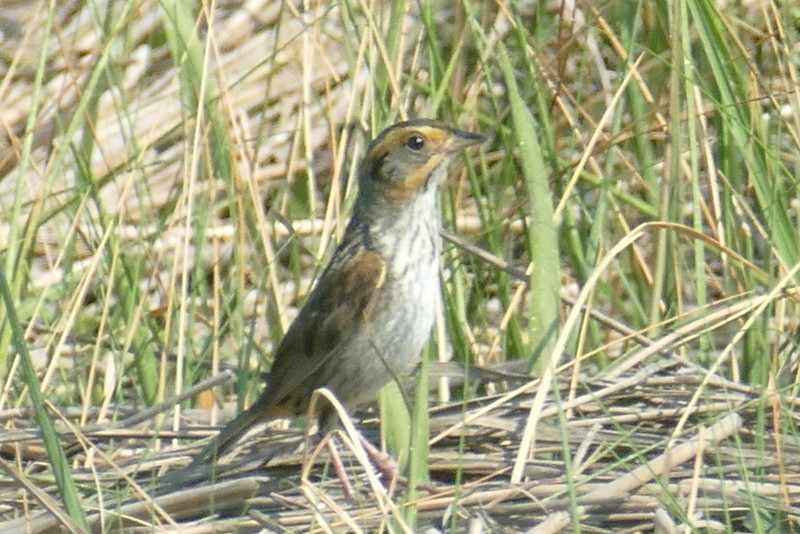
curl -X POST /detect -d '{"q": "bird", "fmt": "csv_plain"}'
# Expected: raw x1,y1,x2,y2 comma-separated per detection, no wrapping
181,119,484,474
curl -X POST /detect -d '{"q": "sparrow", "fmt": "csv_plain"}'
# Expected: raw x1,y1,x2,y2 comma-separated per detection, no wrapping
184,119,484,470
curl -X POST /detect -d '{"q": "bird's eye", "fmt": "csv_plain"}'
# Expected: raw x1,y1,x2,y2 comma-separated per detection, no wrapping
406,134,425,151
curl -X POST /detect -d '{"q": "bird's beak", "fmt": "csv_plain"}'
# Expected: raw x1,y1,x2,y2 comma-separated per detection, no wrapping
446,128,486,151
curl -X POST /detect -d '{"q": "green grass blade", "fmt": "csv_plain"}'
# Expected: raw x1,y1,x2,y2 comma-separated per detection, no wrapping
688,0,799,268
497,42,561,373
0,268,89,531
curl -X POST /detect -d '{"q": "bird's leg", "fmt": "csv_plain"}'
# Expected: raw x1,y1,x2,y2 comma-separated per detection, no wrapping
309,391,405,496
312,427,403,500
325,438,356,500
355,433,403,485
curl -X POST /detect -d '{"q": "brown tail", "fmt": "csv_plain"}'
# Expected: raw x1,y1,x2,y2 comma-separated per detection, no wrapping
193,396,274,467
161,396,280,488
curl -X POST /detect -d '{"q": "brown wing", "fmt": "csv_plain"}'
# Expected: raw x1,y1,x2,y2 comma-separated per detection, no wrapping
260,249,387,413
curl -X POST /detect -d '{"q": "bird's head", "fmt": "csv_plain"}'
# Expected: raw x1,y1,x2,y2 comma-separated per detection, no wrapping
359,119,485,203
